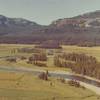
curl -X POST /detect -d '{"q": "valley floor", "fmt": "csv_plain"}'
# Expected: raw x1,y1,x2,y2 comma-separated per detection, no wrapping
0,72,99,100
0,44,100,100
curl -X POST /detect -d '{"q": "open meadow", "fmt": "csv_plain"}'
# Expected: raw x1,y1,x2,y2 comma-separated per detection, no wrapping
0,44,71,71
0,44,100,99
1,44,100,60
0,71,99,100
0,44,100,70
62,45,100,61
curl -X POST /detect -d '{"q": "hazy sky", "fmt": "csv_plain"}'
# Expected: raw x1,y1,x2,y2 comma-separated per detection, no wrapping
0,0,100,25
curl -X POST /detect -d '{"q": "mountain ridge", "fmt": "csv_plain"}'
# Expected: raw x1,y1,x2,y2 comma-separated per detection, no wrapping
1,10,100,45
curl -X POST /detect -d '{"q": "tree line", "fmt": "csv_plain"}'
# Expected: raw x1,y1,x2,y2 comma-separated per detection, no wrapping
28,53,47,67
54,53,100,79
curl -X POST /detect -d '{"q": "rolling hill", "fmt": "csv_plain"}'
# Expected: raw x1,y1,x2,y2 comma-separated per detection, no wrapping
1,10,100,45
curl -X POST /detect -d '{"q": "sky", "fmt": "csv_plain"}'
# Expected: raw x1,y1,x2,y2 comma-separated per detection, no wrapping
0,0,100,25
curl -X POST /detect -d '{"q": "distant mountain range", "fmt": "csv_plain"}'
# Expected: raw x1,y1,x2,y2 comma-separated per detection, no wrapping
1,10,100,45
0,15,43,34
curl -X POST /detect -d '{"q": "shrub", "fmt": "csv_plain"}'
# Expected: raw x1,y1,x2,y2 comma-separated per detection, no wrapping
6,57,17,62
38,72,48,81
60,78,66,83
20,56,27,60
34,62,47,67
68,80,80,87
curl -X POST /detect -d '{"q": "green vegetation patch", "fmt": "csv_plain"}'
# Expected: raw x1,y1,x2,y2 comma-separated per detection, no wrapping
0,72,99,100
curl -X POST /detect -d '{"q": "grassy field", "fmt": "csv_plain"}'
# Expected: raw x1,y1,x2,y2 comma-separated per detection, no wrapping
0,44,100,60
0,72,99,100
0,44,100,100
0,44,71,71
0,44,34,57
0,44,100,71
62,45,100,61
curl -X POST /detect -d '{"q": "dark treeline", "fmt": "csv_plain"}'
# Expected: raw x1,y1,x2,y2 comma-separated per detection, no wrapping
54,53,100,79
35,40,62,49
28,53,47,63
28,53,47,67
0,33,100,46
18,48,42,53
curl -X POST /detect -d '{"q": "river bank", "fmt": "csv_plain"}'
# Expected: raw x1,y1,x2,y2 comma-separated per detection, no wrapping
0,66,100,95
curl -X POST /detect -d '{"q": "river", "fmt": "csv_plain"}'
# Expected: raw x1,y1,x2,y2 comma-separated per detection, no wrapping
0,66,100,95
